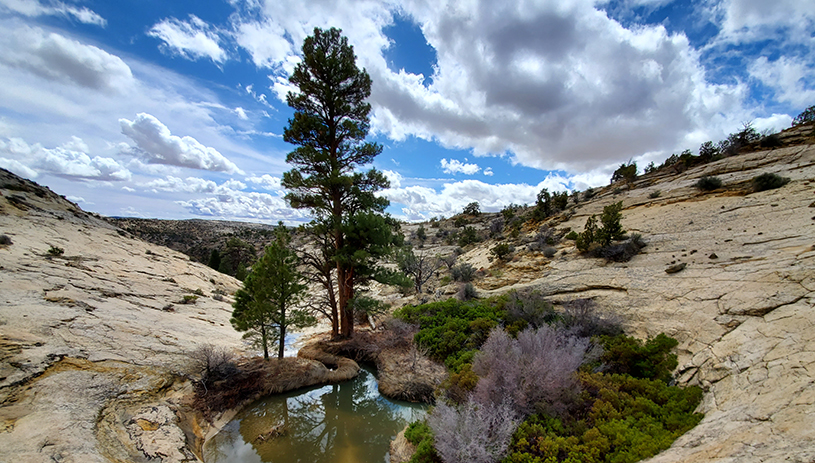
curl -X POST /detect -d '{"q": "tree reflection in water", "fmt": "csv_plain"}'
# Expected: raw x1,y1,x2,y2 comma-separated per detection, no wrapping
204,367,426,463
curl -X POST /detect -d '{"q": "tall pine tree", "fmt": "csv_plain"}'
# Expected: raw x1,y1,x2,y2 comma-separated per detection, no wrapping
282,27,397,337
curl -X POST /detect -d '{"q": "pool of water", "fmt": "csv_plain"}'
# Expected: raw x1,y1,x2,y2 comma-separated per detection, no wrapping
203,366,427,463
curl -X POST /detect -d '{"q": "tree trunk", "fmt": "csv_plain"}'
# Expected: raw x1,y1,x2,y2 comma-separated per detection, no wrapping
338,265,354,338
261,324,269,360
278,306,286,359
327,281,339,337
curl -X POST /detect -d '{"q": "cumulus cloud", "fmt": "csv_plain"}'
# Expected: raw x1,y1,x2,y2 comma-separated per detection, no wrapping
223,0,747,173
713,0,815,43
0,136,131,181
748,56,815,108
383,174,573,221
484,167,494,176
246,174,283,191
120,113,244,174
177,191,309,221
0,25,134,92
440,158,481,175
0,0,106,26
143,176,246,194
148,15,227,63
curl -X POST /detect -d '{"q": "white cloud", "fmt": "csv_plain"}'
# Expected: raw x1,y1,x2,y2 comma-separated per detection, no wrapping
440,158,481,175
713,0,815,43
226,0,748,173
483,167,494,176
148,15,227,63
381,169,402,188
0,0,106,26
0,136,131,181
177,190,309,222
0,157,39,179
234,107,248,120
120,113,244,174
749,56,815,108
0,25,134,92
246,174,283,191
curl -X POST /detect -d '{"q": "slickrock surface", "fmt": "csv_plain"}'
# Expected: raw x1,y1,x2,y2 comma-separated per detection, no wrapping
0,169,244,462
474,144,815,462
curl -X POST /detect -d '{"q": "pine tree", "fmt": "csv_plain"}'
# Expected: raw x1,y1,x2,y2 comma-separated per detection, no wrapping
282,27,397,337
230,224,313,359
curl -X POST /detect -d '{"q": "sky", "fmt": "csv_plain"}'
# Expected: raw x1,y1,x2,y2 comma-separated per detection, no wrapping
0,0,812,223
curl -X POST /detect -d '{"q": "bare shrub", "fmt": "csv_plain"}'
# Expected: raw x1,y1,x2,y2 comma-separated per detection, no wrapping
527,225,558,252
559,298,623,338
472,326,589,416
382,318,418,349
489,218,504,236
189,344,238,384
451,263,475,282
428,397,518,463
457,282,477,301
440,253,458,270
543,246,557,258
504,289,556,329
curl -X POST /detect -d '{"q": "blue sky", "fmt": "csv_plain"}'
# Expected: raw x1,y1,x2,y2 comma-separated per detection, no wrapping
0,0,812,223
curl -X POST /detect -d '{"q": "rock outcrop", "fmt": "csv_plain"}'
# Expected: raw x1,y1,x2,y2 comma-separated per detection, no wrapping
0,168,244,462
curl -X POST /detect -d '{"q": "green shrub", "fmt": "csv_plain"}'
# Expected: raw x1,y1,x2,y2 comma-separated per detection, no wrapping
792,105,815,126
575,202,626,252
451,262,476,282
752,172,790,192
611,162,637,183
504,372,703,463
453,216,469,228
543,246,557,258
598,333,679,383
695,176,722,191
47,245,64,256
491,243,513,260
394,298,504,366
649,190,661,199
458,282,478,301
462,201,481,216
405,421,442,463
457,226,479,246
759,133,782,148
0,235,11,245
564,230,579,240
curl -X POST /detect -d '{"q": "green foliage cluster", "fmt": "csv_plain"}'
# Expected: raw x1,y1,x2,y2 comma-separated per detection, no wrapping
463,201,481,216
792,105,815,126
695,176,722,191
47,245,64,256
405,421,442,463
611,161,637,184
492,243,513,260
597,333,678,383
751,172,790,192
531,188,569,222
575,202,626,251
504,372,703,463
458,226,480,247
395,298,505,371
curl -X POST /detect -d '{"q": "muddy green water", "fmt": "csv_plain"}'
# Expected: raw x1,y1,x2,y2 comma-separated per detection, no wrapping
203,367,426,463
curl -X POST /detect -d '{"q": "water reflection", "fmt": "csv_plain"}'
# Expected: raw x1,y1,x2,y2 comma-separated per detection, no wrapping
204,367,426,463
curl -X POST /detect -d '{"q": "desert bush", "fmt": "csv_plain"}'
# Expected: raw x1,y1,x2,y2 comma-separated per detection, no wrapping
527,225,557,252
462,201,481,216
611,161,637,184
395,298,504,368
489,218,504,236
189,344,238,384
564,230,578,240
559,298,623,339
458,282,478,301
583,187,596,200
792,105,815,126
598,333,678,383
491,243,513,260
542,246,557,258
473,326,589,416
695,176,723,191
404,421,441,463
752,172,790,192
759,133,782,148
47,245,64,256
649,190,661,198
450,262,476,282
592,234,646,262
440,253,457,270
575,201,626,252
503,289,556,330
0,235,11,245
428,397,519,463
504,372,703,463
501,203,522,220
182,295,199,304
453,216,468,228
457,226,479,247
